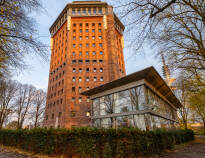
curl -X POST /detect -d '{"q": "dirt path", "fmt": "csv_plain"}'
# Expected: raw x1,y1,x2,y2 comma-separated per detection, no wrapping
0,147,37,158
160,136,205,158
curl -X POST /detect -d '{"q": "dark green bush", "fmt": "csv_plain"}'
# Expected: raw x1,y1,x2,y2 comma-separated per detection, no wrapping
0,128,194,158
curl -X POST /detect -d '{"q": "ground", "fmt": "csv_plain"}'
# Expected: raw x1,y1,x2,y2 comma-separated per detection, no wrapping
0,148,36,158
159,135,205,158
0,136,205,158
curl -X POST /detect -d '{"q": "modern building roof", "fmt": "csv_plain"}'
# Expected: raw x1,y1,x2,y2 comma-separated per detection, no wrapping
81,66,182,108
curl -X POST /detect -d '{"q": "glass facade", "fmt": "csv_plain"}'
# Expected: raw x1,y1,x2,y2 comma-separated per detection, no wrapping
93,86,145,117
146,87,176,120
92,85,177,130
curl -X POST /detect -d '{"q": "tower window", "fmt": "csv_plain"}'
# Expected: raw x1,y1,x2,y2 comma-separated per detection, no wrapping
72,97,75,102
93,60,97,63
88,8,91,14
86,44,89,48
78,9,80,14
86,36,89,40
92,29,95,33
79,68,82,72
78,60,83,63
52,113,54,119
94,77,97,82
79,52,82,56
79,97,82,103
93,68,97,72
100,51,103,55
86,23,89,26
86,87,89,90
79,44,82,48
73,44,76,48
100,68,103,72
92,44,96,47
86,77,89,82
100,77,104,81
79,29,82,33
99,43,102,47
72,77,76,82
86,29,89,32
99,29,101,32
79,36,82,40
86,98,90,103
93,8,96,14
72,9,76,14
83,8,86,14
79,23,82,27
92,36,95,40
79,77,82,82
86,68,90,72
72,87,75,92
92,51,96,55
73,30,76,33
86,52,89,56
86,111,91,116
79,87,82,92
92,23,95,26
73,36,76,40
72,52,75,56
99,60,103,63
86,60,90,63
98,8,102,14
59,112,62,117
72,60,76,63
71,111,76,117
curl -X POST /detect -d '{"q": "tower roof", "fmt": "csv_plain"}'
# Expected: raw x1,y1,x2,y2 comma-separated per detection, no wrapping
49,1,124,34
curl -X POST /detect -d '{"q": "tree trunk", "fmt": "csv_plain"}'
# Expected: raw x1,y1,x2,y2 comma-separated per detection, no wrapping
184,120,188,129
203,120,205,135
0,123,3,129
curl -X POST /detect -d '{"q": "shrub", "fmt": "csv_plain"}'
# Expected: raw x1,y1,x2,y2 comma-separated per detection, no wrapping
0,128,194,157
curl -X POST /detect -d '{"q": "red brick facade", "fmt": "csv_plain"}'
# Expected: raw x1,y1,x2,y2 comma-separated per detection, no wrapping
44,1,126,128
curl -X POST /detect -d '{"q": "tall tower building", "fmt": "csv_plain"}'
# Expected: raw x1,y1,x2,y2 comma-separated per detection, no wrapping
44,0,126,128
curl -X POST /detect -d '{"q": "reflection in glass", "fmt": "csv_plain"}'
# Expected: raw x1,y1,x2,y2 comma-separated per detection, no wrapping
91,85,177,129
93,119,101,128
93,98,100,116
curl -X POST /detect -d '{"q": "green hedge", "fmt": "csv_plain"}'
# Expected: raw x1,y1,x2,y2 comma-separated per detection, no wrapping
0,128,194,157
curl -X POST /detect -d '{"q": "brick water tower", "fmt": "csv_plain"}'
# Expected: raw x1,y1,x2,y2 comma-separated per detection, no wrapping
44,0,126,128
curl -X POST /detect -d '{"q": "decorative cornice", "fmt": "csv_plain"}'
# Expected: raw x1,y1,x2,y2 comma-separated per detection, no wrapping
49,1,125,37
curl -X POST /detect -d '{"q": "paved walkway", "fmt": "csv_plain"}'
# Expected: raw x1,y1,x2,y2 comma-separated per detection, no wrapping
160,136,205,158
0,147,37,158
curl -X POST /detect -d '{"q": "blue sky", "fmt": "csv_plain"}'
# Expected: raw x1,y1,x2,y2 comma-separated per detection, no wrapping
12,0,162,90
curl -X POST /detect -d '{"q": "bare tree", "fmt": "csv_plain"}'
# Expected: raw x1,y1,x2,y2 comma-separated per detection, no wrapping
0,80,18,128
15,84,35,129
29,89,46,128
129,87,142,110
189,88,205,133
5,121,18,129
104,94,115,128
116,0,205,78
0,0,48,78
175,75,190,129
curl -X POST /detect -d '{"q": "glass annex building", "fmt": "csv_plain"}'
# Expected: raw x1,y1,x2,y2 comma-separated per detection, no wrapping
82,67,181,130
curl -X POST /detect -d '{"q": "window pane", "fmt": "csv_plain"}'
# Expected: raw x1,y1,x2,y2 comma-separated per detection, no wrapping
93,98,100,116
